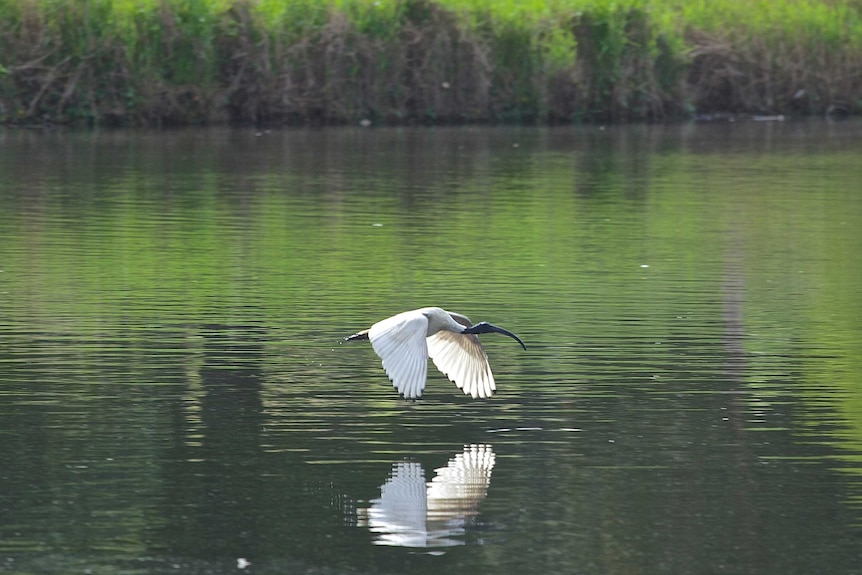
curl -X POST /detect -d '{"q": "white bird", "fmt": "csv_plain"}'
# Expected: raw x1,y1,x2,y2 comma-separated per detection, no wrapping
345,307,526,399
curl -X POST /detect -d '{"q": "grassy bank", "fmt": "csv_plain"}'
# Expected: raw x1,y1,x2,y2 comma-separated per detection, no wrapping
1,0,860,126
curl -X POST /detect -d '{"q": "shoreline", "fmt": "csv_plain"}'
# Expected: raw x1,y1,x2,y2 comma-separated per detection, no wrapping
1,0,860,127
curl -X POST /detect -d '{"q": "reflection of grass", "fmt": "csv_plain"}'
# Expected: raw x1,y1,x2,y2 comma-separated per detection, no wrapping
1,127,861,510
0,0,860,125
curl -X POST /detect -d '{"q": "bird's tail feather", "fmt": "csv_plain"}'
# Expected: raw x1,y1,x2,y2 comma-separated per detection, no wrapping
345,329,370,342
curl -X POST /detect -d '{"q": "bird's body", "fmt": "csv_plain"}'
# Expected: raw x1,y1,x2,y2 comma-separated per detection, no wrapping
346,307,526,399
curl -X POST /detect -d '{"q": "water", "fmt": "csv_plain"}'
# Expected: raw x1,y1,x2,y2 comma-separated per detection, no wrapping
1,122,861,574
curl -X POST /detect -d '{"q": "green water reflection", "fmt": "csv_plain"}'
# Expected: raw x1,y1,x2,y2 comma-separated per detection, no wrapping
0,123,861,574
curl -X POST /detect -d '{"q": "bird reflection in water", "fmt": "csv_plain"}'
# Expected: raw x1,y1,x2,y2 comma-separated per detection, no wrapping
357,444,496,547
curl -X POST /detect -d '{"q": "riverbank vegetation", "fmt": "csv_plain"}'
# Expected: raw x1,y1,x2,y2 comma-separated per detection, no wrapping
1,0,860,126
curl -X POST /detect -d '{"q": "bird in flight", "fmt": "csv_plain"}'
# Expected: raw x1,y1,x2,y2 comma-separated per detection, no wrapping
346,307,526,399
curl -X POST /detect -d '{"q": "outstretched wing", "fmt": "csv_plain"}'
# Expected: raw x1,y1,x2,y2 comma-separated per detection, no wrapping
368,311,429,399
426,331,495,399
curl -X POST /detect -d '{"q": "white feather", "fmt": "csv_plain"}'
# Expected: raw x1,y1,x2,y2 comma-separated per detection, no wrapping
356,307,515,399
427,331,496,399
368,311,430,399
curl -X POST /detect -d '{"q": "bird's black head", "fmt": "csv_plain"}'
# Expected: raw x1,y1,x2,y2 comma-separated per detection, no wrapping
462,321,527,350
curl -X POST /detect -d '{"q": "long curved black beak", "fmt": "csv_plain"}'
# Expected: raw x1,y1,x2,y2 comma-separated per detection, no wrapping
463,322,527,350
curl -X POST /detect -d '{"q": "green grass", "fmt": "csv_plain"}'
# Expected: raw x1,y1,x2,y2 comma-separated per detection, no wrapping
0,0,860,125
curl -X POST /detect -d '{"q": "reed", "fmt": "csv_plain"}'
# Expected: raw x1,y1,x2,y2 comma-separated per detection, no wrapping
0,0,860,125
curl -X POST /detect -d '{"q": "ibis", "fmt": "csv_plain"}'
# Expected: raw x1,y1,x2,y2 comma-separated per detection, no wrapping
345,307,526,399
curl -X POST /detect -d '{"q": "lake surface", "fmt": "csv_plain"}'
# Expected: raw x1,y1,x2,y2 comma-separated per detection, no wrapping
1,122,861,575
